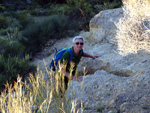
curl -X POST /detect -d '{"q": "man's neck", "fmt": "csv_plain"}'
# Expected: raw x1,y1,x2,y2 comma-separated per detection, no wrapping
73,47,80,55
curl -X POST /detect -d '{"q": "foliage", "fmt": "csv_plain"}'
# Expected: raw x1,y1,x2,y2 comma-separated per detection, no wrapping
2,0,28,11
115,0,150,55
32,0,67,5
0,66,83,112
0,11,33,31
0,55,35,89
4,41,25,58
20,15,79,54
0,5,6,11
97,106,104,112
46,4,71,15
66,0,94,21
0,36,35,91
0,15,9,29
66,0,94,30
30,9,46,16
0,35,25,57
15,11,34,30
94,0,122,12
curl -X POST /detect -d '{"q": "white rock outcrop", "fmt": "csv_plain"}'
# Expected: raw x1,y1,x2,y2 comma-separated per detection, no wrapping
66,8,150,113
89,8,123,44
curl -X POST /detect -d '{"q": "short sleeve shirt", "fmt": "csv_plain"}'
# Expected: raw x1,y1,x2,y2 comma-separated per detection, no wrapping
60,47,83,76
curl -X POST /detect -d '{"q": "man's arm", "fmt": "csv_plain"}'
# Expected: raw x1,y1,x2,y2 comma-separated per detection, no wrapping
59,63,83,81
83,52,101,59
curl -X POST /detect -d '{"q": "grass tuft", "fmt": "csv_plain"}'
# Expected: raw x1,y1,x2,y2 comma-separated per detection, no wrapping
0,62,84,113
115,0,150,55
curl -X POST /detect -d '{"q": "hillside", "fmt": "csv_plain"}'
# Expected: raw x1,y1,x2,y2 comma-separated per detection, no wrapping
31,7,150,113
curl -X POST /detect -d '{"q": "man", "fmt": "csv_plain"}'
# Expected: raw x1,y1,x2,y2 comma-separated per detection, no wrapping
59,36,100,90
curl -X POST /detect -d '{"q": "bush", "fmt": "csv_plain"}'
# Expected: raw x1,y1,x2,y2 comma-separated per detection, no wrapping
0,55,35,89
20,15,79,55
0,37,35,91
0,29,8,35
1,11,33,30
0,15,9,29
15,11,34,30
32,0,67,5
94,0,122,12
66,0,94,21
0,5,6,11
0,37,25,58
66,0,94,30
46,4,71,15
115,0,150,55
4,41,25,58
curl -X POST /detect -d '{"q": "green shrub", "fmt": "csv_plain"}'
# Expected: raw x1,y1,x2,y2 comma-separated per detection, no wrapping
1,11,33,30
0,29,8,35
0,37,25,58
32,0,67,5
0,27,20,37
94,0,122,12
2,11,16,17
30,10,42,16
0,55,35,89
47,4,71,15
3,0,28,11
0,15,9,29
97,106,104,112
15,11,34,30
0,5,6,11
66,0,94,21
30,4,71,16
20,15,79,54
4,41,25,58
66,0,94,30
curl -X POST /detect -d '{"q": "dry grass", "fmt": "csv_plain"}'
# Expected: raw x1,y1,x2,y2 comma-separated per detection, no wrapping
115,0,150,55
0,65,84,113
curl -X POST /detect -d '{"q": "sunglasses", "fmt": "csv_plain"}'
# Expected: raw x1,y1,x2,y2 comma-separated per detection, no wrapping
75,42,84,45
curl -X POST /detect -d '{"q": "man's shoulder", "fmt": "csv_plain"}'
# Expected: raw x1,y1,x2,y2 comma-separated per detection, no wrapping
63,50,71,55
61,49,72,58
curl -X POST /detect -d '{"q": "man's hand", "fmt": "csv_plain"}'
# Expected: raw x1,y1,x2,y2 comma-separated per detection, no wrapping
72,76,83,81
92,55,101,59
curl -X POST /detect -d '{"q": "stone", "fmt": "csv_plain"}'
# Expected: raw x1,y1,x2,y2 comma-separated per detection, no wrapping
89,8,124,44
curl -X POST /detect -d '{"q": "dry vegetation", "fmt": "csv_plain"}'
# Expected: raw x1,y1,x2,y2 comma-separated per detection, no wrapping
115,0,150,55
0,66,83,113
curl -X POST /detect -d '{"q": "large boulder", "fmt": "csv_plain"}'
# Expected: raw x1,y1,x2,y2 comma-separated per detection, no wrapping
66,8,150,113
89,8,123,44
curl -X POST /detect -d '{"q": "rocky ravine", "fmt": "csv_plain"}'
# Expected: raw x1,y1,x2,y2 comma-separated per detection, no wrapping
32,8,150,113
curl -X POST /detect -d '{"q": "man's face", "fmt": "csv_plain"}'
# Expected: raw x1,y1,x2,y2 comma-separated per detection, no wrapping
73,39,84,51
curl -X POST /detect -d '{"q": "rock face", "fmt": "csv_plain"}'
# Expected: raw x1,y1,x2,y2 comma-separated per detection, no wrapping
66,8,150,113
89,8,123,44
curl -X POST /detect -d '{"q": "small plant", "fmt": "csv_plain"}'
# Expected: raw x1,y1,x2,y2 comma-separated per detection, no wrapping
0,37,25,58
115,0,150,55
0,5,6,11
96,106,104,112
0,15,9,29
66,0,94,22
3,41,25,58
15,11,33,30
94,0,122,11
142,106,148,110
46,4,71,15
